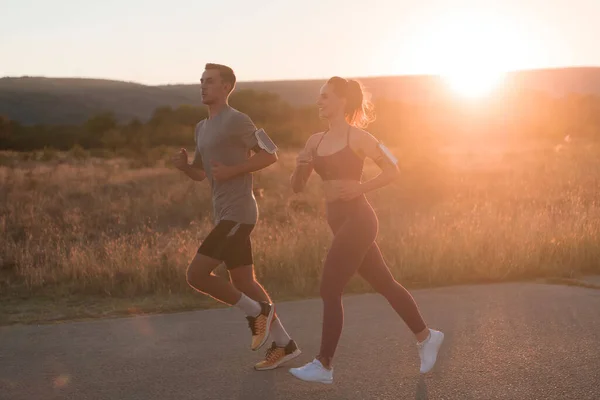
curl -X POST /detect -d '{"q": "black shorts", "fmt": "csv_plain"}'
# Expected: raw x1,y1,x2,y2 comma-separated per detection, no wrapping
197,220,255,269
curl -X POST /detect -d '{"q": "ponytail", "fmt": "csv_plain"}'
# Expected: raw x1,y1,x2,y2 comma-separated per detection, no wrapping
327,77,376,128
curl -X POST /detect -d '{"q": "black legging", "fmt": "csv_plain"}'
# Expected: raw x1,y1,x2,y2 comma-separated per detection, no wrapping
319,195,427,359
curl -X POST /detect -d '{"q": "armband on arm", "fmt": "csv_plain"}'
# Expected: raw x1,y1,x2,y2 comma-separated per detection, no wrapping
254,129,278,154
374,142,398,168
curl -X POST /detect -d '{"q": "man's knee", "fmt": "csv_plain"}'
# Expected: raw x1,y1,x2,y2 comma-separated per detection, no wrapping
185,264,200,287
186,254,219,290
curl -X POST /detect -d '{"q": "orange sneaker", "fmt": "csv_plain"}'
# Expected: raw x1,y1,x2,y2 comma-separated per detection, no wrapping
246,302,275,351
254,340,302,371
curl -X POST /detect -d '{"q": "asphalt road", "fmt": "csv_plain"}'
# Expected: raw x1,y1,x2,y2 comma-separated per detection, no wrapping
1,282,600,400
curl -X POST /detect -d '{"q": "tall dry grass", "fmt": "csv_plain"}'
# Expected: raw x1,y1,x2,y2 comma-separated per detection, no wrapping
1,140,599,305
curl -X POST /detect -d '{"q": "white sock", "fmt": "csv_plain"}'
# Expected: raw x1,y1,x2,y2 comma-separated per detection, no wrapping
235,293,261,317
270,317,291,347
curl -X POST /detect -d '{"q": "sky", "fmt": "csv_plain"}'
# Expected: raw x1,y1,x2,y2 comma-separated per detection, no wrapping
1,0,599,85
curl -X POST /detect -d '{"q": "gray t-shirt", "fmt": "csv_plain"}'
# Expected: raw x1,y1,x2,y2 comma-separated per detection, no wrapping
191,105,261,225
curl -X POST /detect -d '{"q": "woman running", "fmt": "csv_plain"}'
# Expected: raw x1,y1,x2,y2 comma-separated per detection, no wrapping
288,77,444,384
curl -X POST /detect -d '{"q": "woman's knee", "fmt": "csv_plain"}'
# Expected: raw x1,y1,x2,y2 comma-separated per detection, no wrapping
319,279,343,304
372,279,398,296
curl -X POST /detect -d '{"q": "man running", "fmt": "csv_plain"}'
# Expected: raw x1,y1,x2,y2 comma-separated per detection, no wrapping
171,63,301,370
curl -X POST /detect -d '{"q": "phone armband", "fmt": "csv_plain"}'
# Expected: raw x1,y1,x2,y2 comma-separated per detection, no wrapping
255,129,278,154
376,142,398,167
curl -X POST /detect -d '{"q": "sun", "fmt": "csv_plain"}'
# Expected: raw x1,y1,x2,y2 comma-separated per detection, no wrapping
386,9,528,99
444,69,506,99
428,12,514,99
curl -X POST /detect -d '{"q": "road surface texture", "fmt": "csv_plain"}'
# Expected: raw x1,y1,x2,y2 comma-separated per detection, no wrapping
1,282,600,400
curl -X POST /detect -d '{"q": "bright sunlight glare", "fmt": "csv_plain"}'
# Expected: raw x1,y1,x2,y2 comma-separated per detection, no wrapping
444,70,506,99
391,9,530,99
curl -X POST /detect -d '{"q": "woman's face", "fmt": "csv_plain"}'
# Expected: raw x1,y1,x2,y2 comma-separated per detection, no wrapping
317,83,345,121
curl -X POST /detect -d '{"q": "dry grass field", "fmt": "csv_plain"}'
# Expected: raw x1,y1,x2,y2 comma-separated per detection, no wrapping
2,139,599,324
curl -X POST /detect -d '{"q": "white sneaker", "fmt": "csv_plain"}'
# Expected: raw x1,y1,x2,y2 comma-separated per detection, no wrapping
417,329,444,373
289,359,333,384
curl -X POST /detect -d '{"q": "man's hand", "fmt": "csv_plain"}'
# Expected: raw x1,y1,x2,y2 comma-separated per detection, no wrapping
211,160,238,181
171,148,189,171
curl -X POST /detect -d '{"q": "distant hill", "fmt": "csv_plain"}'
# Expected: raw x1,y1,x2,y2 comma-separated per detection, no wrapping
2,67,600,125
0,78,196,125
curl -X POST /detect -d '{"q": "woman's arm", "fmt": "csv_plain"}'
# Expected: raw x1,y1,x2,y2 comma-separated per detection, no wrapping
290,133,322,193
356,131,400,194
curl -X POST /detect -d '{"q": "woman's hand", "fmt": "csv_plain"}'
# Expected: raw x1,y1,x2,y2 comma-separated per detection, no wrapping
295,148,313,169
291,134,321,193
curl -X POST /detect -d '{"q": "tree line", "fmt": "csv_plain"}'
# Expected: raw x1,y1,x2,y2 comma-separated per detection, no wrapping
1,87,600,154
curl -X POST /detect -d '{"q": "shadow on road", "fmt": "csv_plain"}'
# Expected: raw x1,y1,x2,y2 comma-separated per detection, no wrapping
415,375,428,400
237,369,276,400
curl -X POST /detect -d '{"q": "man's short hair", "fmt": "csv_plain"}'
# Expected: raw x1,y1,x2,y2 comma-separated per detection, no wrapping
205,63,236,93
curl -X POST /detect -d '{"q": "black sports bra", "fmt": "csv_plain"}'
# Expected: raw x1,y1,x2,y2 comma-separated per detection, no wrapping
312,126,363,181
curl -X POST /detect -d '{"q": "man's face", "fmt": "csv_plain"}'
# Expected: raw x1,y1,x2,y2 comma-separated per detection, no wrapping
200,69,231,105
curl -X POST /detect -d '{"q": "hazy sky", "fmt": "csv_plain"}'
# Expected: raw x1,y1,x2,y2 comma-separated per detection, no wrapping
1,0,598,85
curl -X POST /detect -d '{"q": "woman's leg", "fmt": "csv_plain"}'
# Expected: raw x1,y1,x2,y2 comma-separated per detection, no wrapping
358,242,444,374
317,212,378,367
290,205,376,384
357,243,427,336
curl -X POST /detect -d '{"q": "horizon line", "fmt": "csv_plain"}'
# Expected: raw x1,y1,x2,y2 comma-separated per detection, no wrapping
2,64,600,87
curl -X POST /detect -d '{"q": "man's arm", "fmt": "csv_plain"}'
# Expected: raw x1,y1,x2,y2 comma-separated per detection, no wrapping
211,113,278,181
171,148,207,181
211,150,277,181
181,164,207,182
232,149,278,174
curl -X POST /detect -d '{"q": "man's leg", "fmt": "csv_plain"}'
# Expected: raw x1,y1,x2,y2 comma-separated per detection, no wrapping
229,265,272,302
230,265,291,345
186,253,245,305
187,220,275,351
225,224,301,370
230,264,301,370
